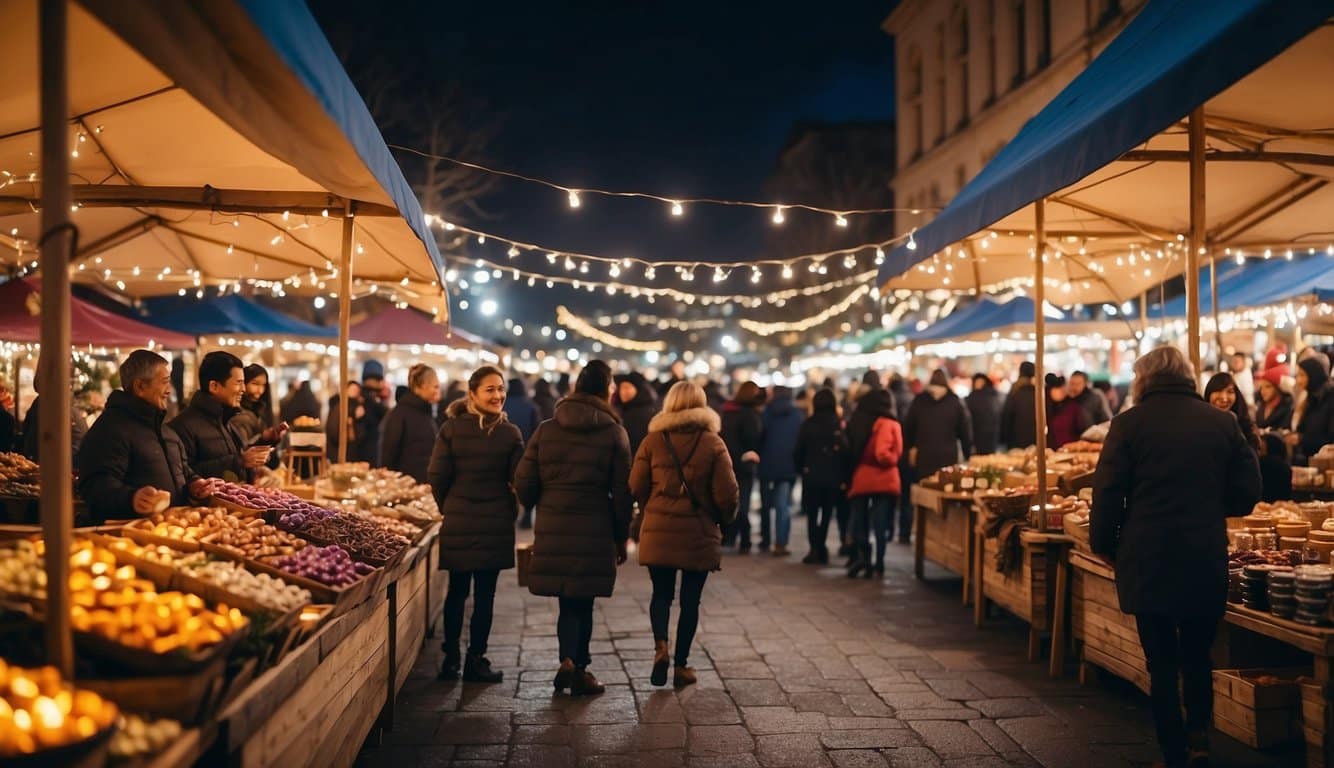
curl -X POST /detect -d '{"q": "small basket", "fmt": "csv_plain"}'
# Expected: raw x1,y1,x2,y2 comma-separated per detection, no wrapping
978,492,1033,519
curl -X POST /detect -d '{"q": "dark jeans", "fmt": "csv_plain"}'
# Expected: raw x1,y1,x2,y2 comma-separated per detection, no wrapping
835,496,850,548
802,482,841,556
557,597,596,669
725,471,754,547
850,494,897,566
442,569,499,657
648,567,709,667
1134,611,1222,766
897,459,917,541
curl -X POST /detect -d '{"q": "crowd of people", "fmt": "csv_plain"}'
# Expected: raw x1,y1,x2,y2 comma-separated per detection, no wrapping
28,339,1334,766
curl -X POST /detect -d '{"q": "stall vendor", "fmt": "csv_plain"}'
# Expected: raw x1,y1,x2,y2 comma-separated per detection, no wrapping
170,351,287,482
78,350,215,522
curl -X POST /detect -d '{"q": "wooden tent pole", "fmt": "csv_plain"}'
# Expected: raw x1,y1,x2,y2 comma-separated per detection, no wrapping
38,0,74,677
1034,199,1049,518
338,203,354,464
1187,107,1206,383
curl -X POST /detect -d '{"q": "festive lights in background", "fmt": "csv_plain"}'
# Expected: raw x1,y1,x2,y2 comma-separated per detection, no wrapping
737,284,875,336
555,305,667,352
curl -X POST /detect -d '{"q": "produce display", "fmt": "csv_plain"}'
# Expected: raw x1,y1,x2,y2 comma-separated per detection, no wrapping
0,539,45,599
1230,549,1304,567
277,507,408,563
1060,440,1104,454
353,511,420,542
109,713,182,761
177,559,311,613
291,416,321,430
270,545,375,587
370,494,440,527
0,451,40,498
212,483,335,517
126,507,307,558
0,661,119,757
103,538,203,569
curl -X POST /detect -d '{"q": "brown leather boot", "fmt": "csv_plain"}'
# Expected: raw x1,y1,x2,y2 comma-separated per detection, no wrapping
651,640,670,687
553,658,575,693
571,668,606,696
673,666,697,689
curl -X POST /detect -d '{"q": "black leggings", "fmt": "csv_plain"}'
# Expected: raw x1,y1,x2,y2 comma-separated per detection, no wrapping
557,597,596,669
442,569,499,657
1135,611,1222,766
648,566,709,667
802,482,841,555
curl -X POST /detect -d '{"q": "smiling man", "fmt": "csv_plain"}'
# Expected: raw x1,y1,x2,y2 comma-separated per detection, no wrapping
169,351,272,482
78,349,213,523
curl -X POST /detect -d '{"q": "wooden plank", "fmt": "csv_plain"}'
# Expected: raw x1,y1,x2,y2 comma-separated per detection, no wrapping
239,599,389,767
1225,605,1334,657
1084,644,1151,695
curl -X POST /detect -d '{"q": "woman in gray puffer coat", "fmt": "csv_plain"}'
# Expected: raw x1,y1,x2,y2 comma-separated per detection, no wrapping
429,365,524,684
515,360,633,697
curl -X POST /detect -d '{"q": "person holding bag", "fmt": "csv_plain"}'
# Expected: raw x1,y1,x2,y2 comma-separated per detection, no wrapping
428,365,524,683
630,381,739,688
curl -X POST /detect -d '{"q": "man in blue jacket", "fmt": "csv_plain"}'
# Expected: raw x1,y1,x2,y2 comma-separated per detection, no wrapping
758,386,803,555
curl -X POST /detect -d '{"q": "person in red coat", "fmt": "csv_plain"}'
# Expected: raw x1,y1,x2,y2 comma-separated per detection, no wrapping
1046,375,1090,449
845,389,903,578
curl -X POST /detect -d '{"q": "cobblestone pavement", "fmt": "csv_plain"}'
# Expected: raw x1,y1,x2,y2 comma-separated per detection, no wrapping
357,515,1297,768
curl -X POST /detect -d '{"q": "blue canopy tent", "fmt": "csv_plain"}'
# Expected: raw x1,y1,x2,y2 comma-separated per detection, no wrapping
879,0,1334,312
1153,255,1334,317
905,296,1131,345
136,294,337,338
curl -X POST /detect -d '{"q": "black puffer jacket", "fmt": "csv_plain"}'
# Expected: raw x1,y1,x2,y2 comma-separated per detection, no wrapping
999,379,1037,449
793,401,851,490
429,399,524,571
616,372,658,459
905,387,973,476
1297,359,1334,464
169,391,248,482
720,400,763,479
515,393,633,599
21,396,87,463
78,390,197,523
379,390,439,483
966,387,1002,455
1091,376,1261,617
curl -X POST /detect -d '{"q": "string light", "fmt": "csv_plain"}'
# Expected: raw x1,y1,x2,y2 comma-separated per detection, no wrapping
567,190,581,209
556,306,666,352
671,201,684,217
772,206,786,225
835,214,848,228
738,284,875,336
906,230,918,250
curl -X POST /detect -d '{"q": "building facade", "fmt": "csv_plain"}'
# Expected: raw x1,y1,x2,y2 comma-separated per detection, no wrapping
883,0,1147,222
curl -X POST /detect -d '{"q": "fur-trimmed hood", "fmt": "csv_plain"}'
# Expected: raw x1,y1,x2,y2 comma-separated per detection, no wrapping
648,406,720,434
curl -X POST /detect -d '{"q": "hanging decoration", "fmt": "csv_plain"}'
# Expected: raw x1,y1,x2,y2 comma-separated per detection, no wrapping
738,284,876,336
555,305,667,352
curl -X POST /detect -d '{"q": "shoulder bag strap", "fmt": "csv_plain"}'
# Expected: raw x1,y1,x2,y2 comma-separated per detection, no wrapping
662,432,706,514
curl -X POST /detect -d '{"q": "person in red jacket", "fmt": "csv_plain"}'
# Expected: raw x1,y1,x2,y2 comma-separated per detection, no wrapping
845,389,903,578
1046,375,1090,449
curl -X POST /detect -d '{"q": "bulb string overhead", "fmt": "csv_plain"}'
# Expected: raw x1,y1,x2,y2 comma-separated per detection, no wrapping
393,145,932,221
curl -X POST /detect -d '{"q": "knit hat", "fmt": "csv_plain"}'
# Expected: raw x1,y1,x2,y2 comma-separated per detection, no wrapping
1019,361,1036,378
1259,366,1285,389
1264,344,1289,375
362,360,385,382
576,360,613,397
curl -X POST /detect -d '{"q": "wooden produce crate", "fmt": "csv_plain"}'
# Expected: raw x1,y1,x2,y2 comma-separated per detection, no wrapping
911,485,974,583
1303,680,1327,768
980,533,1056,632
1070,551,1149,694
392,553,429,696
1213,668,1306,749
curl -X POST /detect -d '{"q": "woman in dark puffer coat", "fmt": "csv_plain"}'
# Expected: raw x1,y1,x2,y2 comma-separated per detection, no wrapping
631,382,739,689
515,360,633,696
429,366,524,683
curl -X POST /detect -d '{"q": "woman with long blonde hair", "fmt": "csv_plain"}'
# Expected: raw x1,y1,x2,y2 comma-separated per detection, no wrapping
630,381,739,688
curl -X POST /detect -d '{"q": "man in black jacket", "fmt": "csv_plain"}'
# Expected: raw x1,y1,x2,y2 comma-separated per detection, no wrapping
999,361,1038,449
78,350,214,523
170,351,281,482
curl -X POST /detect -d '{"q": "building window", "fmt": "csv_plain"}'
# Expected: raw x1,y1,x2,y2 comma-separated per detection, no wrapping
1038,0,1051,68
1012,0,1028,88
986,0,997,103
954,4,970,127
935,24,947,142
906,46,924,159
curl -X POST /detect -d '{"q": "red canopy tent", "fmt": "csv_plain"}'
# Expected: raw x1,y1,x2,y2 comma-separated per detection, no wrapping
349,307,485,349
0,278,195,349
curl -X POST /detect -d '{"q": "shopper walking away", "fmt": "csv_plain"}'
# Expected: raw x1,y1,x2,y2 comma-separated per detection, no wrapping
78,350,216,524
965,374,1001,455
630,382,739,688
999,361,1037,449
515,360,633,696
615,372,658,459
905,369,972,479
720,381,764,553
1253,368,1292,430
793,389,850,565
1046,376,1090,449
429,366,523,682
1091,346,1260,768
532,379,557,422
845,389,901,576
381,364,443,483
758,385,802,555
503,378,541,444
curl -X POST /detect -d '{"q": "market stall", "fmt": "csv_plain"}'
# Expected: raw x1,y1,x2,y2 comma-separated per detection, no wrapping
350,306,506,385
908,485,977,603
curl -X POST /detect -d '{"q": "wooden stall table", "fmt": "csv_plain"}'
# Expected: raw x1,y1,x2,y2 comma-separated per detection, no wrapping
1067,550,1150,693
972,529,1073,663
911,485,979,604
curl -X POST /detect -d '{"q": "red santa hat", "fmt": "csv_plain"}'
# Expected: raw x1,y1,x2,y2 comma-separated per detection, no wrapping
1264,344,1289,375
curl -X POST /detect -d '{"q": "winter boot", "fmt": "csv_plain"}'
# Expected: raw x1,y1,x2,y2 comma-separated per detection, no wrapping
553,658,575,693
673,666,698,689
438,647,461,680
463,652,503,683
571,668,606,696
651,640,670,687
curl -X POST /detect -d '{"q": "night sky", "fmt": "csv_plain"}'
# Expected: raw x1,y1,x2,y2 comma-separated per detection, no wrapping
309,0,896,350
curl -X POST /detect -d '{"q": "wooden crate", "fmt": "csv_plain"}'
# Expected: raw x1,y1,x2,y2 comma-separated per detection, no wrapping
917,496,970,577
1215,692,1302,749
1213,668,1307,710
1304,680,1328,768
393,555,429,695
1070,552,1150,694
980,535,1055,631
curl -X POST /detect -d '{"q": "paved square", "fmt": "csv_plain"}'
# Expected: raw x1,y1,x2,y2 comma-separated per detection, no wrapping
358,515,1299,767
